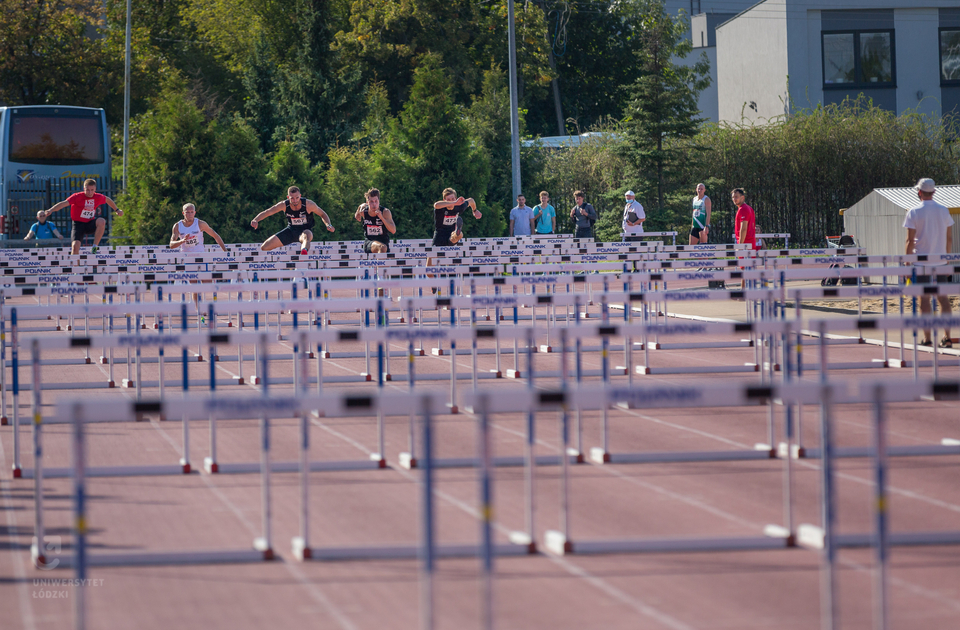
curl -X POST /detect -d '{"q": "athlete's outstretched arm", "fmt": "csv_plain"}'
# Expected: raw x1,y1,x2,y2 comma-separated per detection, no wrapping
307,200,335,232
250,201,285,229
200,221,228,252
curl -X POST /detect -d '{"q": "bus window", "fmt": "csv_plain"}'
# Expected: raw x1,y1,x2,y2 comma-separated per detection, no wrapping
9,112,104,165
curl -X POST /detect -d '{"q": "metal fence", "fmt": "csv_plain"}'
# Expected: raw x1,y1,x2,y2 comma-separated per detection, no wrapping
3,176,121,242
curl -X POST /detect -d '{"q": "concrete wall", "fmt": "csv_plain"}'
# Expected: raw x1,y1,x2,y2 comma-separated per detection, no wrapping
717,0,790,122
677,46,718,121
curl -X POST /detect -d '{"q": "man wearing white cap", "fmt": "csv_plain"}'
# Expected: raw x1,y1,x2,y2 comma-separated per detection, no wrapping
622,190,645,242
904,177,954,348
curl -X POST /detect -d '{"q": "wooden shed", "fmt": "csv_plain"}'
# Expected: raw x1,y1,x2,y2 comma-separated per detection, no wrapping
843,185,960,257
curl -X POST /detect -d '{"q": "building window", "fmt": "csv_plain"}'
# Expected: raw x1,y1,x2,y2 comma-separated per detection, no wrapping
822,30,895,88
941,29,960,84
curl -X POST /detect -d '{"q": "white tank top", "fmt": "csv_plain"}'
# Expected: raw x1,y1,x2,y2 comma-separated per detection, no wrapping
178,220,204,252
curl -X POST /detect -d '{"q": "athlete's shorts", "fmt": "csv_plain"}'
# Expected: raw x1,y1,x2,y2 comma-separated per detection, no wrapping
363,239,390,253
691,226,705,240
71,218,99,243
432,217,463,247
275,225,311,247
575,227,593,239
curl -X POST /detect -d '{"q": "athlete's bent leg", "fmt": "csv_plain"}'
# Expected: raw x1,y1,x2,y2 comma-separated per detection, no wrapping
71,240,82,255
299,229,313,254
93,217,107,246
370,241,388,254
260,235,283,251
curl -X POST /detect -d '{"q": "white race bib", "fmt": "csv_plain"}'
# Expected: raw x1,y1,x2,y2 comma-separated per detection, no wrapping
442,215,457,226
80,209,95,220
184,235,198,245
367,225,383,236
291,216,307,226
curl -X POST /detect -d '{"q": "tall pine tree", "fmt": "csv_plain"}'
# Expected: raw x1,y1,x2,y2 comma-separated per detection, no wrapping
620,1,709,229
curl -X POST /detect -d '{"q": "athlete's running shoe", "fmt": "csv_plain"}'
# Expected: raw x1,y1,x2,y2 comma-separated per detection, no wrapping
300,248,309,255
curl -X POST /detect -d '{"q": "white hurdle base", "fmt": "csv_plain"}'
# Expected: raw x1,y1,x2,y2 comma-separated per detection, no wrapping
797,524,960,549
32,546,271,569
544,529,792,556
589,444,775,465
291,537,533,561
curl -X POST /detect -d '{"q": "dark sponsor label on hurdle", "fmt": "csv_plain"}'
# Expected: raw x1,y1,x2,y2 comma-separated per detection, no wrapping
339,331,360,341
344,395,373,409
746,386,772,399
537,295,553,304
856,319,877,329
932,382,960,396
475,328,495,338
70,337,92,347
539,391,565,404
598,325,618,336
203,397,299,414
472,295,518,307
608,387,701,405
734,322,753,332
386,328,449,341
134,401,163,413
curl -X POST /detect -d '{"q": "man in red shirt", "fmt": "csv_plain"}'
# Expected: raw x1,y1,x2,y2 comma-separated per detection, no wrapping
43,178,122,254
732,188,757,250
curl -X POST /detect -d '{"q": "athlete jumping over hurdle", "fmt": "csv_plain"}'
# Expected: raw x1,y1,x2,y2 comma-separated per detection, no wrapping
355,188,396,253
42,178,122,255
170,203,227,253
250,186,334,254
432,187,481,246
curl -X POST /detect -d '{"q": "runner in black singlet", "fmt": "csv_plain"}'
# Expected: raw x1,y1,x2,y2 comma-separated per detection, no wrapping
432,187,481,247
250,186,334,253
355,188,396,253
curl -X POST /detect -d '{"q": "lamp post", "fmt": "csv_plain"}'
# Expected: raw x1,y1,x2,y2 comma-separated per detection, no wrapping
507,0,522,199
122,0,131,193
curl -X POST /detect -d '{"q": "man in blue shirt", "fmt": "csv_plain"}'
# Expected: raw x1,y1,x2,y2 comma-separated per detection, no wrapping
509,194,534,236
25,211,63,240
533,191,556,234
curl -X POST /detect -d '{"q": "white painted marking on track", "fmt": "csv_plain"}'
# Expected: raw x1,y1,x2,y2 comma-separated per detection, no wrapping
0,435,38,630
144,418,359,630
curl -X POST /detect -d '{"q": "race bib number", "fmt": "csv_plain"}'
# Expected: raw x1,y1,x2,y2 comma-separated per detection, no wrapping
367,225,383,236
184,234,198,245
80,209,96,219
291,216,307,226
442,215,457,226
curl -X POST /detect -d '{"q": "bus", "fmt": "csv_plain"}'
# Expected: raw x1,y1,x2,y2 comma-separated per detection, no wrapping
0,105,112,239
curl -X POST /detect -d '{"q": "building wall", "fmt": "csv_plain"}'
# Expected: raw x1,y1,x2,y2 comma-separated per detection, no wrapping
717,0,790,122
678,46,718,122
718,0,960,122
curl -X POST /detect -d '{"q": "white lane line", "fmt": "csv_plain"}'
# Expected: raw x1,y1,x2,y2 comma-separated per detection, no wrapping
0,435,37,630
145,418,358,630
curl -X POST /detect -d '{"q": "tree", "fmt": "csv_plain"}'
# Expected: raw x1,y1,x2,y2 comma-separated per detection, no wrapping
115,81,270,245
619,1,709,230
334,0,552,119
374,55,499,239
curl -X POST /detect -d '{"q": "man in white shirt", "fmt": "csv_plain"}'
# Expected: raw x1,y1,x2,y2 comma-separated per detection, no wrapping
903,178,954,348
622,190,645,241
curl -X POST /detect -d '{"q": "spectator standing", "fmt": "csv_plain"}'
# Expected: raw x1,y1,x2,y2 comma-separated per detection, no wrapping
509,194,535,236
690,183,711,244
570,191,596,240
622,190,645,241
732,188,757,250
904,177,954,347
533,191,556,234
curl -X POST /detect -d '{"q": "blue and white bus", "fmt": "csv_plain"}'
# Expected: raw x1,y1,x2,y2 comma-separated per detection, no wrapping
0,105,112,238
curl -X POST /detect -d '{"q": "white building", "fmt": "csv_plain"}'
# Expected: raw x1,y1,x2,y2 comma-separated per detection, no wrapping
843,185,960,257
714,1,960,122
